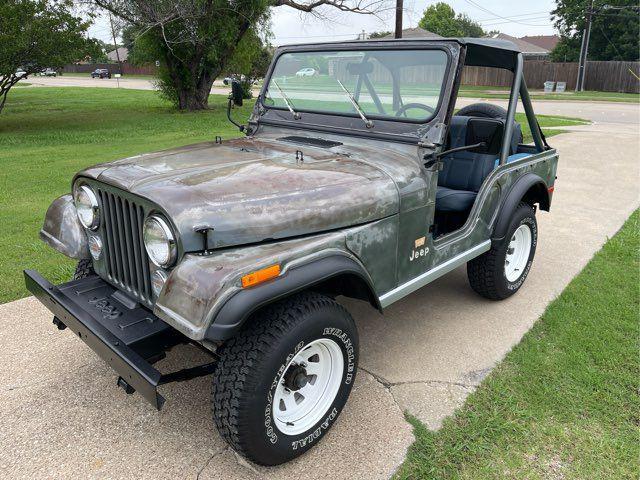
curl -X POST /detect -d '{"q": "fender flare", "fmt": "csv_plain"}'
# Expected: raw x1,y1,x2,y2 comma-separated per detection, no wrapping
205,255,380,341
492,173,549,242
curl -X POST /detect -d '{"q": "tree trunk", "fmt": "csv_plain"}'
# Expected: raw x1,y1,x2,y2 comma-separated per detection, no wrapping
166,56,220,111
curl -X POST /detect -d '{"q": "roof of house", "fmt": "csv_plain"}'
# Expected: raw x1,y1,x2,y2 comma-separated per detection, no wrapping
489,33,549,55
383,27,442,39
519,35,560,51
107,47,129,62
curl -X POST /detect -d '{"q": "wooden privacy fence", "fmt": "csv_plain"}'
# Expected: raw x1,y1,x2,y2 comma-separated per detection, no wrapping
462,60,640,93
62,63,157,76
64,60,639,93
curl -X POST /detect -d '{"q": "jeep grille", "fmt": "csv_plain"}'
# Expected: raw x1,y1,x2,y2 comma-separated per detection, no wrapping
97,188,153,305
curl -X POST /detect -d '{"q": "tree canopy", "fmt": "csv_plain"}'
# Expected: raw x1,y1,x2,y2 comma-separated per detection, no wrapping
418,2,485,37
0,0,98,113
94,0,387,110
551,0,640,61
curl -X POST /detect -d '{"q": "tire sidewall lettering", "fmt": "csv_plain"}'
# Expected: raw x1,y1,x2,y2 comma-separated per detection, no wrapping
263,327,356,452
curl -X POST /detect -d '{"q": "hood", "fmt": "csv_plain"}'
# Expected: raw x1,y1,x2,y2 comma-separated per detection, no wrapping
78,137,399,251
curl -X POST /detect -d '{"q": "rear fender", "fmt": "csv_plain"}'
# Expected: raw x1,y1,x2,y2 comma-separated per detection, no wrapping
492,173,549,242
40,194,89,259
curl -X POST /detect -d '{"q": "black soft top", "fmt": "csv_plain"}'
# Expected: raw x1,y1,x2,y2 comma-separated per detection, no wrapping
279,37,521,71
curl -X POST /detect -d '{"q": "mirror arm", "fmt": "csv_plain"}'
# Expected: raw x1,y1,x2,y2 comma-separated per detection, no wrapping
226,97,245,133
423,141,486,168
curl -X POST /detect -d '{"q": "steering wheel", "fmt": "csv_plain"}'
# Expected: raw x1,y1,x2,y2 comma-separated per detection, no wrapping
395,103,435,118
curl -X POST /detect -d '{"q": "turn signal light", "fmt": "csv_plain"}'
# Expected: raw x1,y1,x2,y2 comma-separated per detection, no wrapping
241,264,281,288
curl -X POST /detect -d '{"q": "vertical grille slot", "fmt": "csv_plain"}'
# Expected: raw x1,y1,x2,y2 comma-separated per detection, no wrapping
96,187,151,305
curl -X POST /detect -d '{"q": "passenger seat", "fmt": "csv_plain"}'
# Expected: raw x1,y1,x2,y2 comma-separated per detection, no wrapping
435,116,521,212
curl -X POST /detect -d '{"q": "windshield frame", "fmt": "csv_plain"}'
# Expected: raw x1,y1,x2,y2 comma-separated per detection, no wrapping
253,41,458,142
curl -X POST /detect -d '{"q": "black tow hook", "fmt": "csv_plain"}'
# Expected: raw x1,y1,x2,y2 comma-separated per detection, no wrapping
52,316,67,330
117,377,136,395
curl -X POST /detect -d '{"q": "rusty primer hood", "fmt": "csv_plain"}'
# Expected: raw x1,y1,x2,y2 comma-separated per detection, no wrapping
79,137,399,251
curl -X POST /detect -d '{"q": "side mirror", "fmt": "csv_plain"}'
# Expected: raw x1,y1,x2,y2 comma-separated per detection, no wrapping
231,80,243,107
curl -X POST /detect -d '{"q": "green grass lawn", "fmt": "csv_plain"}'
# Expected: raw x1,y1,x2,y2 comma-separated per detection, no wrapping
459,85,640,103
0,87,586,304
397,210,639,479
0,87,253,303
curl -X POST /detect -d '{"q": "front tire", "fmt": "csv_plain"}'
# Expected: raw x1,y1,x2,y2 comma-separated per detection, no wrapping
467,202,537,300
212,292,358,466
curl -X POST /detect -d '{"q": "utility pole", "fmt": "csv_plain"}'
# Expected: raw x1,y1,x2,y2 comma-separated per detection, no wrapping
109,13,123,77
395,0,403,38
575,0,594,92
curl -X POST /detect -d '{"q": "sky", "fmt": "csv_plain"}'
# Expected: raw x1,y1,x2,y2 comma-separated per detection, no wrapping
87,0,559,47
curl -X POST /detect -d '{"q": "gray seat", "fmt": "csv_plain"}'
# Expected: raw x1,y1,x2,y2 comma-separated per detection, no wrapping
435,116,521,212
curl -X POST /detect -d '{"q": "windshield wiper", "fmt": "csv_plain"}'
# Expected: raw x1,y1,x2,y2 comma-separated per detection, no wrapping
335,79,374,129
272,80,301,120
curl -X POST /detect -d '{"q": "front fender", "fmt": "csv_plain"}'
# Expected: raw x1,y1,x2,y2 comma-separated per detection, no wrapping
40,194,89,259
153,230,359,341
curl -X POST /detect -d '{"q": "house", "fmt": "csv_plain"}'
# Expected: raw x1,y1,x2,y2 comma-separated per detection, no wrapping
488,33,550,59
107,47,129,63
383,27,442,39
519,35,560,52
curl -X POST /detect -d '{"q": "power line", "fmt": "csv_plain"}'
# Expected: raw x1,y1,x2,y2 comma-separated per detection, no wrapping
462,0,554,27
480,16,551,27
476,10,550,22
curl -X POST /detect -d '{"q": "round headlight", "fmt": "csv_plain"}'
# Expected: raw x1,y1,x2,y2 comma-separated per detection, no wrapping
143,215,177,267
73,184,100,230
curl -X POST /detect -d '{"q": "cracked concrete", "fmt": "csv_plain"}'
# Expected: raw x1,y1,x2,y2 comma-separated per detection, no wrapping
0,100,637,478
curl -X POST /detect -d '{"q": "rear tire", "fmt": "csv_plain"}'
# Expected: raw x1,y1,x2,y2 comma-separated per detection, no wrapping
455,102,524,144
456,102,508,119
467,202,537,300
211,292,358,466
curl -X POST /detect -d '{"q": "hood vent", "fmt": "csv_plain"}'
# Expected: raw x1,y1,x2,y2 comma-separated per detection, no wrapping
278,136,343,149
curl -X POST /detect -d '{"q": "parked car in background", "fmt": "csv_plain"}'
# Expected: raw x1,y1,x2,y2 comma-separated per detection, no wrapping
91,69,111,79
40,68,57,77
295,67,317,77
15,69,28,79
223,74,246,85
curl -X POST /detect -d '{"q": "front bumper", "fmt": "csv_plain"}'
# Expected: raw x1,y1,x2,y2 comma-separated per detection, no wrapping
24,270,183,409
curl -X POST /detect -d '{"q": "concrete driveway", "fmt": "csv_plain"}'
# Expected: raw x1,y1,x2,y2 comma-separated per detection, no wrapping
0,100,638,479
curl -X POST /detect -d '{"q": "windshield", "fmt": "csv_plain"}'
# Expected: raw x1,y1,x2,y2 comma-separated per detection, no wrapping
263,49,448,122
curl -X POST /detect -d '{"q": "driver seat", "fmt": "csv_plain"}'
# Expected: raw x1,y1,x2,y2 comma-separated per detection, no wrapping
435,116,520,212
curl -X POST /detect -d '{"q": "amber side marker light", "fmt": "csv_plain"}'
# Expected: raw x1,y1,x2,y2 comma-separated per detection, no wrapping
241,264,281,288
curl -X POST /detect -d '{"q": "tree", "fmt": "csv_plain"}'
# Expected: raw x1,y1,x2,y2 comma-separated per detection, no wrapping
551,0,639,61
368,30,392,38
0,0,98,113
457,13,485,37
418,3,461,37
225,31,273,99
418,2,485,37
93,0,388,111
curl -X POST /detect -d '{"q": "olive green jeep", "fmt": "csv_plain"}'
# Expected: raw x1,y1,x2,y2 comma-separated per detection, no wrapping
25,37,558,465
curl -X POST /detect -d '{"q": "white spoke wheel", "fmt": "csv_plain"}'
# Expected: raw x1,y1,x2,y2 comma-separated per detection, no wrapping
211,292,358,466
273,339,344,435
504,224,532,282
467,202,537,300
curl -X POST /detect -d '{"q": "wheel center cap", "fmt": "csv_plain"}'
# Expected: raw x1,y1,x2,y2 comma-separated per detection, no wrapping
283,364,308,391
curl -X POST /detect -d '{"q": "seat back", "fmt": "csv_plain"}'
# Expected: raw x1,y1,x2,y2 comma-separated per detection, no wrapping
438,116,521,192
